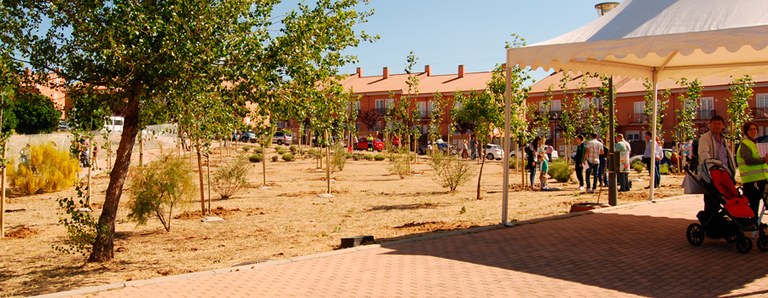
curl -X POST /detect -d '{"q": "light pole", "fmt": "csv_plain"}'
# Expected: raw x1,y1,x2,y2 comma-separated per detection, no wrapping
596,2,620,206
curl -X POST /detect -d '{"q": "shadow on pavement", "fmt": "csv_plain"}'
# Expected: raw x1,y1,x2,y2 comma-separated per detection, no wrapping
381,212,768,297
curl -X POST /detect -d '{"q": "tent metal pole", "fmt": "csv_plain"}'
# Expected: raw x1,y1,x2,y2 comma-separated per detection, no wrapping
608,76,617,206
502,64,512,226
649,69,658,202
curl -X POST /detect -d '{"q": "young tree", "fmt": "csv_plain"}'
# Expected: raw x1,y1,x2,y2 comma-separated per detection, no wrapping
726,75,754,147
675,77,702,168
429,92,449,151
558,72,582,166
643,79,671,138
26,0,373,262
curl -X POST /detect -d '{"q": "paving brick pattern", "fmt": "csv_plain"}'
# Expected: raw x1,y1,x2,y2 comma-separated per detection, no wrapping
59,196,768,298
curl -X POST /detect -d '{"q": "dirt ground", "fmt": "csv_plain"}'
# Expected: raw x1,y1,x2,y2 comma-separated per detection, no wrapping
0,138,686,297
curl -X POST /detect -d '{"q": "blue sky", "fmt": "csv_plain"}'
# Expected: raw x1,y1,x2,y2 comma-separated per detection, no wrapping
330,0,607,81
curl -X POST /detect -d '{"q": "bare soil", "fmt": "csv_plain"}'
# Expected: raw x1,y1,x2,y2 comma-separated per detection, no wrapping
0,141,685,296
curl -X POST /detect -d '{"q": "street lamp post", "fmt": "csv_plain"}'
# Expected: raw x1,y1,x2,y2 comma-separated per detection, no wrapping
594,2,620,17
596,2,620,206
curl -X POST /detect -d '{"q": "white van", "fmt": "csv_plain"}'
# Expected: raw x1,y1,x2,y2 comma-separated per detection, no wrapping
104,116,124,132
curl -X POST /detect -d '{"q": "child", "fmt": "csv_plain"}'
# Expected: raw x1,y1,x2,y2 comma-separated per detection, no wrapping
538,154,549,190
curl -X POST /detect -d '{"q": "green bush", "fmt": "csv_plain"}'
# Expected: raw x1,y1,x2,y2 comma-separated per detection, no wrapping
13,92,61,134
8,143,80,195
632,159,644,173
248,154,263,163
307,148,320,158
332,143,347,171
212,160,249,199
242,146,250,152
428,153,475,191
548,161,573,183
374,154,385,161
271,155,279,162
127,155,195,232
364,153,375,160
282,153,295,162
254,147,264,154
289,145,298,154
352,153,361,161
659,163,670,175
276,146,287,155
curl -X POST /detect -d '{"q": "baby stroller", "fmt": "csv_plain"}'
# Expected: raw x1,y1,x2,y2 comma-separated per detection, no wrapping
685,159,768,253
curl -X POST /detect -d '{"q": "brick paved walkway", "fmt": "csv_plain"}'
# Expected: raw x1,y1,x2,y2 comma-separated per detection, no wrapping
45,195,768,298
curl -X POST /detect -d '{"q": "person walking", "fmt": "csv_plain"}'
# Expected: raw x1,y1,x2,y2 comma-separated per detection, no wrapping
92,143,101,170
461,139,469,159
643,132,662,188
736,121,767,225
615,133,632,191
573,135,586,191
470,138,478,160
526,136,542,190
366,134,374,152
598,140,608,187
698,115,736,217
584,133,603,193
538,154,549,190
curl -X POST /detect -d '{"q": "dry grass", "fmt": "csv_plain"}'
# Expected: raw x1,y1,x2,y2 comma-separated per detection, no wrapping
0,143,685,296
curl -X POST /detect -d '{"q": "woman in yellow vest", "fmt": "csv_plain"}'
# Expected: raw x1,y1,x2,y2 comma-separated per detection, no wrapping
737,122,768,222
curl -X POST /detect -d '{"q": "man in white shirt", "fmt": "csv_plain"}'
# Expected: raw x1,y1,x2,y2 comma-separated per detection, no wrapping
584,133,604,193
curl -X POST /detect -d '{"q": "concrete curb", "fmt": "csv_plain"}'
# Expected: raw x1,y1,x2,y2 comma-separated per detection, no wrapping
35,194,696,297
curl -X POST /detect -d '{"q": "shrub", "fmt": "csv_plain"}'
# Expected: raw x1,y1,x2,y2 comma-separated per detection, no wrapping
282,153,295,162
8,143,80,195
548,161,573,183
13,92,61,134
242,146,250,152
659,163,670,175
254,147,264,154
127,155,195,232
212,160,249,199
53,183,102,256
331,143,347,171
364,153,375,160
276,146,287,155
248,154,263,163
352,153,361,161
428,153,475,191
374,154,385,161
307,148,320,158
386,150,410,178
289,145,298,154
271,155,279,162
631,159,644,173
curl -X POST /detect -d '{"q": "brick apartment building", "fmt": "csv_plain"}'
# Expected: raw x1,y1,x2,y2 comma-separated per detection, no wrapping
23,70,70,119
527,72,768,155
281,65,493,146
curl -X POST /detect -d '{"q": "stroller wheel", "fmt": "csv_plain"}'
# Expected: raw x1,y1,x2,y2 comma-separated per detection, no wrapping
757,236,768,252
736,235,753,254
686,223,705,246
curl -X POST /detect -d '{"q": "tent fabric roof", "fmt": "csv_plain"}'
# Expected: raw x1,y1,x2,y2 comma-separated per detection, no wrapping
507,0,768,80
340,71,492,96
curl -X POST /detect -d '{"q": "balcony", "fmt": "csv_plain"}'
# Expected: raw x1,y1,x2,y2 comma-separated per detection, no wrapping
375,108,390,116
629,113,647,124
549,111,562,120
754,108,768,119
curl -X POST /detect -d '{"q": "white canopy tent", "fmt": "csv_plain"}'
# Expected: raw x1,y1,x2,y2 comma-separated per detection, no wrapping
502,0,768,224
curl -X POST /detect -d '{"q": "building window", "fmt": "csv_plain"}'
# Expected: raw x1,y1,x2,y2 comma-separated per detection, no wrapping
276,121,289,129
757,94,768,108
699,97,714,119
625,130,640,142
386,98,395,109
417,102,427,118
551,100,562,111
375,99,385,115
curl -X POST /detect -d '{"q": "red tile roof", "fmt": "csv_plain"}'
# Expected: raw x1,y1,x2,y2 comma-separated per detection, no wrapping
340,68,492,95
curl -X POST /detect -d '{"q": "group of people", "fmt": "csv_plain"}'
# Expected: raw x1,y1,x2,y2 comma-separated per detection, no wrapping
523,136,554,190
572,133,622,193
460,139,479,160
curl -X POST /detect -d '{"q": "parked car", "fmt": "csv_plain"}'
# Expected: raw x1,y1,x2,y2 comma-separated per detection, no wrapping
272,131,293,145
356,137,384,152
484,144,504,160
239,131,257,143
57,120,69,131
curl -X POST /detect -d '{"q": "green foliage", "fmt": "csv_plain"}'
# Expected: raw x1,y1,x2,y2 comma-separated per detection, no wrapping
643,79,671,138
374,154,385,161
67,90,108,131
386,150,409,178
53,184,102,256
352,152,362,161
632,159,645,173
282,152,295,162
289,145,298,154
428,152,475,191
548,161,573,183
248,154,264,163
254,147,264,154
726,76,754,143
659,163,670,175
127,155,195,232
8,143,80,195
676,78,702,144
212,160,249,199
331,143,347,171
276,146,287,155
364,153,375,161
13,92,61,134
307,148,321,159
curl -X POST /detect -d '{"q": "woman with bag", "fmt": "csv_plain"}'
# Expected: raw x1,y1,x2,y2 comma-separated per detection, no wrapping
737,122,768,224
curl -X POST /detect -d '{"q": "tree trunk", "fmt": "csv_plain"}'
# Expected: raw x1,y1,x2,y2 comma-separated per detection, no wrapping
207,153,211,213
196,142,205,216
86,136,92,206
325,130,331,194
262,146,267,186
477,147,485,200
88,95,140,262
0,140,5,239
